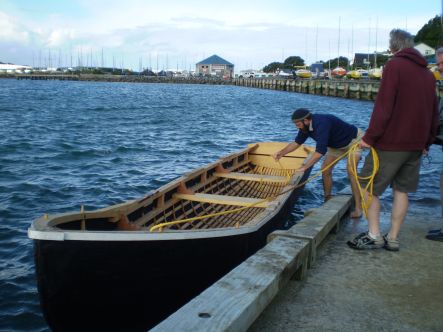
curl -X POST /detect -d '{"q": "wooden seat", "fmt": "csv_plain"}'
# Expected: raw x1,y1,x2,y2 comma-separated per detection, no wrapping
173,193,269,208
214,172,288,184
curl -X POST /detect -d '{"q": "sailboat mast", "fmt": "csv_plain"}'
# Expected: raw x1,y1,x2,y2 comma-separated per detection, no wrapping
375,17,378,68
351,25,354,69
337,16,341,67
328,40,331,72
315,25,318,63
367,18,371,69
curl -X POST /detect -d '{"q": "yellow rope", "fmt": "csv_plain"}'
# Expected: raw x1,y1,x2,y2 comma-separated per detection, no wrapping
149,144,379,232
149,197,271,232
347,144,379,218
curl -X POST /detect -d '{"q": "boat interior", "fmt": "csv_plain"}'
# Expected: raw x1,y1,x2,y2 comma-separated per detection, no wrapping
37,143,313,232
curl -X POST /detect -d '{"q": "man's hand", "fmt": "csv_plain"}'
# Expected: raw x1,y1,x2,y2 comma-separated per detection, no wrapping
360,139,371,149
272,151,282,161
295,165,307,173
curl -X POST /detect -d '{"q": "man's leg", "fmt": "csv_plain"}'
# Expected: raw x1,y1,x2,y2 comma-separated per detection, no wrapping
321,155,337,201
347,152,362,218
347,193,384,249
388,189,409,239
367,194,381,237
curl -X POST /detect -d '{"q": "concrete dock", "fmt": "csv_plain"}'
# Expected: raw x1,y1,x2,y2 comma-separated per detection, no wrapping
152,194,443,332
250,210,443,331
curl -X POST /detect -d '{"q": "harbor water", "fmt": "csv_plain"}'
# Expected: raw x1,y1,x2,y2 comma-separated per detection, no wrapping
0,79,441,331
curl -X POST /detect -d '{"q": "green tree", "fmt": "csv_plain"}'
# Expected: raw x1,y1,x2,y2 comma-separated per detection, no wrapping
263,62,283,73
414,15,443,49
92,68,104,74
373,54,390,68
283,56,305,68
323,56,349,69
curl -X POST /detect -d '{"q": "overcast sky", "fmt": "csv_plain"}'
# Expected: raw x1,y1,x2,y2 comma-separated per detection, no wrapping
0,0,440,71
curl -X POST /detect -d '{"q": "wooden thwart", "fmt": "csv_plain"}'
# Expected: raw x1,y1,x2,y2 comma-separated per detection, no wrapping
214,172,288,184
174,193,270,208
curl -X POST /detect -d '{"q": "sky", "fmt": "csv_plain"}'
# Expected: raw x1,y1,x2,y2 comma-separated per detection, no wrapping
0,0,441,72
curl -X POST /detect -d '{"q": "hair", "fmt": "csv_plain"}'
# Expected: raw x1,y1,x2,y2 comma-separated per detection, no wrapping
436,47,443,57
389,29,414,53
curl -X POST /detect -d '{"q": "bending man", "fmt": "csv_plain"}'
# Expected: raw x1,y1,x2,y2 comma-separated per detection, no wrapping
273,108,364,218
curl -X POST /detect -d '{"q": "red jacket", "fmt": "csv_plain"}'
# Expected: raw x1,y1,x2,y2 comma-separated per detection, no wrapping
363,48,439,151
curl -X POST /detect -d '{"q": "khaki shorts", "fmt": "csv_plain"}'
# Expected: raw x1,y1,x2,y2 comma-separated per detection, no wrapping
326,128,364,158
360,149,422,196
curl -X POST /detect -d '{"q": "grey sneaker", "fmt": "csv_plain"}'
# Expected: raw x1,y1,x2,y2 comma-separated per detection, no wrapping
383,234,399,251
347,232,384,250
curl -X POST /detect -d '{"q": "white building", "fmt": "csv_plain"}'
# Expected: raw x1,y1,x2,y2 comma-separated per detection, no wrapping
414,43,435,57
196,55,234,78
0,63,32,73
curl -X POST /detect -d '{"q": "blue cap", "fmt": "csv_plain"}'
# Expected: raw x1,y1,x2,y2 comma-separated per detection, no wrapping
291,108,311,122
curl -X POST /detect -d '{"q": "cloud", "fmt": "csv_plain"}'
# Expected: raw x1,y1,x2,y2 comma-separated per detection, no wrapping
0,12,392,70
0,12,30,43
47,29,75,47
0,0,438,70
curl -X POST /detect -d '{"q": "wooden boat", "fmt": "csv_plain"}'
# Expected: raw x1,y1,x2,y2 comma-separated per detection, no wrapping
28,142,314,331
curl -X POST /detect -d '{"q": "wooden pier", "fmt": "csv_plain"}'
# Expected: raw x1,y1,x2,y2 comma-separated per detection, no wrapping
232,77,381,101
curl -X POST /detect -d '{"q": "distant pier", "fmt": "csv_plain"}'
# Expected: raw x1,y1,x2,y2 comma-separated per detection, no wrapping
232,77,443,101
232,77,381,101
4,74,443,101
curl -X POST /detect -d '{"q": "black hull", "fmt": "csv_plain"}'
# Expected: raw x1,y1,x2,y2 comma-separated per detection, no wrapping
34,175,310,331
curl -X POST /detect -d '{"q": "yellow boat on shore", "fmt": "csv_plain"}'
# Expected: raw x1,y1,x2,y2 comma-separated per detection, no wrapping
346,70,362,79
295,69,312,79
368,68,382,79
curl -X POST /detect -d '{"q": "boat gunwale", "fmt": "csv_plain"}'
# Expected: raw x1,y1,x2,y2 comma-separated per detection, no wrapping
27,179,296,241
28,143,313,241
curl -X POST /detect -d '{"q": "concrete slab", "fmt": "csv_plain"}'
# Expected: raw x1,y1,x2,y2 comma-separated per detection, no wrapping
268,195,353,267
249,212,443,332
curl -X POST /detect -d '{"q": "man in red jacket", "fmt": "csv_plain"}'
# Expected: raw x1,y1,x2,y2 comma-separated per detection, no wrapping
348,29,439,251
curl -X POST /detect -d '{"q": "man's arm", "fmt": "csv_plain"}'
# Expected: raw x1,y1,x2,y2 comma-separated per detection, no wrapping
295,151,323,172
272,142,300,160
